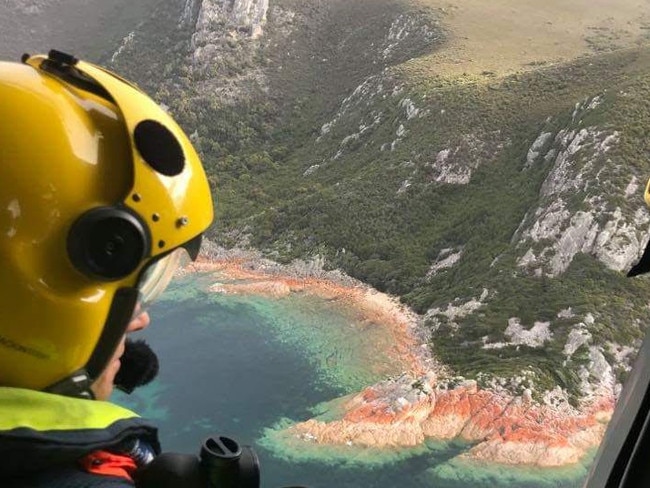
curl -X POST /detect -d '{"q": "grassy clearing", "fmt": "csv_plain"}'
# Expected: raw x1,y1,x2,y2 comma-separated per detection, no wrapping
408,0,650,78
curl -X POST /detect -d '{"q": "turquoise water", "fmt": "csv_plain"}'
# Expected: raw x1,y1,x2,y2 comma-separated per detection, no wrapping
114,274,591,488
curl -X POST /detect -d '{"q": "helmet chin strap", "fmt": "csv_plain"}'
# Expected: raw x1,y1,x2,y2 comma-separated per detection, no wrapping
43,288,140,400
43,369,95,400
42,340,161,399
85,288,140,381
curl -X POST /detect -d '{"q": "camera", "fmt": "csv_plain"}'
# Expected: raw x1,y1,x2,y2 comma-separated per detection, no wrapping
134,435,306,488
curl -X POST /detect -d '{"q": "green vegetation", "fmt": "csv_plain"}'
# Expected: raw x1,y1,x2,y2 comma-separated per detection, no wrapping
114,0,650,399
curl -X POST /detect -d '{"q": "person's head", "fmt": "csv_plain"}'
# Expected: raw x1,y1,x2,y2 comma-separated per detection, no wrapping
0,50,214,400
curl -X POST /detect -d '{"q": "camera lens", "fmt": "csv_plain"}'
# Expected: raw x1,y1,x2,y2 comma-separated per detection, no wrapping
87,217,145,278
68,207,149,280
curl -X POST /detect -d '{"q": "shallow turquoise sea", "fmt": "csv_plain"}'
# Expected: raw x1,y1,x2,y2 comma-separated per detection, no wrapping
114,274,592,488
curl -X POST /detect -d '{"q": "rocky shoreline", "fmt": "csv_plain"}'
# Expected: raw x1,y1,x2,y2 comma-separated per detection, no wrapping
182,245,614,467
287,377,612,467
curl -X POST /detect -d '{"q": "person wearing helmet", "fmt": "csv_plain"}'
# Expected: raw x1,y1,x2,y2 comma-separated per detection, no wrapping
0,50,214,486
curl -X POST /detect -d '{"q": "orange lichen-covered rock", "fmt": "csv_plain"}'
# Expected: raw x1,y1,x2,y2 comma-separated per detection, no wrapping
289,378,613,466
184,253,615,467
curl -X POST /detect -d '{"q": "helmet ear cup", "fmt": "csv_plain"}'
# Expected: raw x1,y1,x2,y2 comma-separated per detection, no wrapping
67,208,149,281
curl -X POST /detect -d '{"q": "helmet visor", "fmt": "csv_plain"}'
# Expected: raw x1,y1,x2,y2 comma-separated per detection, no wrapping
135,247,191,315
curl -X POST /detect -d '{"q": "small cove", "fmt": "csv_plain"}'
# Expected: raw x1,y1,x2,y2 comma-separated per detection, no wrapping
114,273,590,488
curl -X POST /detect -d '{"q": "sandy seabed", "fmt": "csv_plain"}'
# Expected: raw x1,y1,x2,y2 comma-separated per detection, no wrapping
180,252,613,467
183,255,435,378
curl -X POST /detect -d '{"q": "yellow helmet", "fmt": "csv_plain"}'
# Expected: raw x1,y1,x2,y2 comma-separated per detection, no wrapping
0,50,214,396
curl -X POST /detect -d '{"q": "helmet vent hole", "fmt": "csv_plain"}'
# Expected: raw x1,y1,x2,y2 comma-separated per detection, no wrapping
134,120,185,177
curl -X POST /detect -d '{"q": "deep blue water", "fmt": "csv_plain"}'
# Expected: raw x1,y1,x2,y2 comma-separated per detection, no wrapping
114,275,590,488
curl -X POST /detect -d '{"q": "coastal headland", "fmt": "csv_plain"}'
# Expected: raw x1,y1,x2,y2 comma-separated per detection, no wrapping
182,248,614,467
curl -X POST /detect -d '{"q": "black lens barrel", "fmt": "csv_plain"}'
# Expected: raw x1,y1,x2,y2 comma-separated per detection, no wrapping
133,435,307,488
200,436,260,488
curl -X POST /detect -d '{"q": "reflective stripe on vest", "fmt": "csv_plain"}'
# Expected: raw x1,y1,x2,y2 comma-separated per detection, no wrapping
0,387,139,431
0,387,159,478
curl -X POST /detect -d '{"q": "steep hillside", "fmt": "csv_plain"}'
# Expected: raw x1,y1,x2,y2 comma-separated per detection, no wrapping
239,47,650,402
87,0,650,406
0,0,162,61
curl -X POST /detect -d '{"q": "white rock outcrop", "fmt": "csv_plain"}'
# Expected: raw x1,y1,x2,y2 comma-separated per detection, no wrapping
191,0,269,65
516,122,650,276
426,248,463,277
525,131,553,169
483,318,552,349
563,326,592,358
426,132,506,185
425,289,489,331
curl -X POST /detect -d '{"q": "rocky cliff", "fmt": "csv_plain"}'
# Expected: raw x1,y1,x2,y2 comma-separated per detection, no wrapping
515,97,649,277
288,376,612,466
191,245,617,467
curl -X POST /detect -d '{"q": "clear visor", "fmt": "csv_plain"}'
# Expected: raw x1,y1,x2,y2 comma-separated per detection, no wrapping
134,248,191,317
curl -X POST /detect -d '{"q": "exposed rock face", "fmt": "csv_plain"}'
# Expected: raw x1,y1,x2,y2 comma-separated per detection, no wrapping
319,71,507,181
380,14,440,63
482,318,552,349
309,8,443,165
426,247,463,278
192,0,268,46
179,0,202,28
427,289,623,403
515,96,650,276
176,0,273,105
288,375,612,466
525,131,553,169
563,325,592,358
191,0,269,64
425,289,490,332
425,131,508,185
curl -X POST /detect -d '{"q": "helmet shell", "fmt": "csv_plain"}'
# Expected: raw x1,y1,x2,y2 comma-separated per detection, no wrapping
0,56,213,390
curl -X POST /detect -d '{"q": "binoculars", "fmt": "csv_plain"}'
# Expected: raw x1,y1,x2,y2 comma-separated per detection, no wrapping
135,435,305,488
